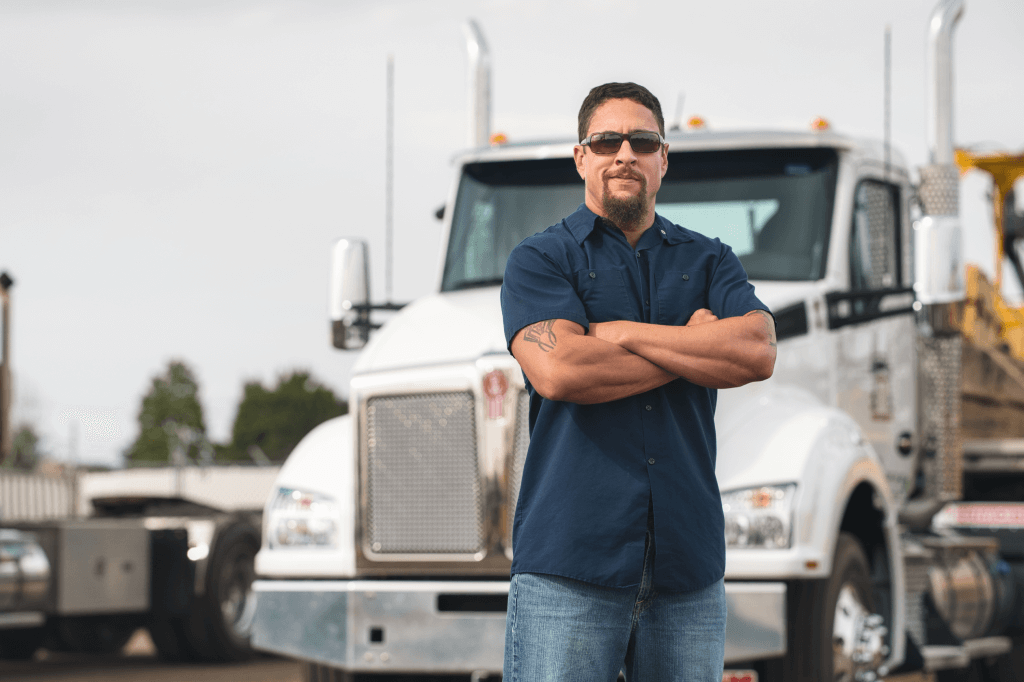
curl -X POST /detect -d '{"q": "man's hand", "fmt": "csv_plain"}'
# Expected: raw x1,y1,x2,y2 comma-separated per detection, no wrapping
686,308,719,326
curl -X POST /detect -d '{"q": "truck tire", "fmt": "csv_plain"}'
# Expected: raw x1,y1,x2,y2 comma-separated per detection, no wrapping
780,532,878,681
183,521,261,661
0,627,45,659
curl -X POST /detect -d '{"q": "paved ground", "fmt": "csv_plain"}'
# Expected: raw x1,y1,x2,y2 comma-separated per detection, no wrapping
0,629,939,682
0,630,303,682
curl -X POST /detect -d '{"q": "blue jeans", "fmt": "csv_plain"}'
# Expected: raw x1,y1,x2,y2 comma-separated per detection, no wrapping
503,532,726,682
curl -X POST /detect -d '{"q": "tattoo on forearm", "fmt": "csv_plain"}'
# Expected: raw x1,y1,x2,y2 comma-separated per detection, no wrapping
523,320,557,352
747,310,777,348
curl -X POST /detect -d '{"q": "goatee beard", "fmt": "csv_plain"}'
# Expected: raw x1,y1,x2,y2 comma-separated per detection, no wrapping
603,174,649,231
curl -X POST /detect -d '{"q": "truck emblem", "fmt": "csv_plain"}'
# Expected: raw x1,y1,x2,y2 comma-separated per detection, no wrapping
482,370,508,419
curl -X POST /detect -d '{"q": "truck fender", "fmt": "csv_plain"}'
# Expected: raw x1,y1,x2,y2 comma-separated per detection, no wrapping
718,385,898,572
717,384,905,670
254,414,356,578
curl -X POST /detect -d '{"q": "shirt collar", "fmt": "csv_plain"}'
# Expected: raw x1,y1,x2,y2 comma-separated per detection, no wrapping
564,204,695,246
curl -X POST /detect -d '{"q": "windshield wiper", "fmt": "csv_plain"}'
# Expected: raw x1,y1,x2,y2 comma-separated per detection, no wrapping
450,277,504,291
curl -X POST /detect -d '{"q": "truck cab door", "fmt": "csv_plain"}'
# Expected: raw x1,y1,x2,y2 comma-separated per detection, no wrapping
830,177,918,503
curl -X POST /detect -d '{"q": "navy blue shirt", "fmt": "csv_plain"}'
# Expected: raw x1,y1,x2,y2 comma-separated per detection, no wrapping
501,204,769,592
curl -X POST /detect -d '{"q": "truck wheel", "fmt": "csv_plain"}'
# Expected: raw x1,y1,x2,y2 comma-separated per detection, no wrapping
0,627,45,659
782,532,883,681
185,521,261,661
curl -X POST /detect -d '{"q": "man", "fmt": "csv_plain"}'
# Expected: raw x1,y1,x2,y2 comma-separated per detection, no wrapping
500,82,777,681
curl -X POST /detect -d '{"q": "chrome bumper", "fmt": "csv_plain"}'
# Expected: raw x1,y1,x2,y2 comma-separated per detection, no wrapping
252,579,787,673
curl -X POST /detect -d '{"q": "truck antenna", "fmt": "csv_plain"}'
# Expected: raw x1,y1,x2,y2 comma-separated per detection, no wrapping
884,25,891,183
670,91,685,132
0,272,12,466
385,53,394,304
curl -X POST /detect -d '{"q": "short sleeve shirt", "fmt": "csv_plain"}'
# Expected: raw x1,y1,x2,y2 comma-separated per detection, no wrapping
500,204,770,592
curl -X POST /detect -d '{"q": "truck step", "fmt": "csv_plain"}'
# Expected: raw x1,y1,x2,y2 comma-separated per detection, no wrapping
962,438,1024,472
920,636,1012,671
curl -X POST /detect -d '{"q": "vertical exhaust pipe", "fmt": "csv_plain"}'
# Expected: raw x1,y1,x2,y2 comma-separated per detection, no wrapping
919,0,965,218
915,0,966,504
463,19,491,148
928,0,965,166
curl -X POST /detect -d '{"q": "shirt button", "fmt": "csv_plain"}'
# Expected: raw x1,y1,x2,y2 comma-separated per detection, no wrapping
682,274,689,281
660,229,666,235
645,299,650,306
648,458,656,465
645,405,652,411
589,272,596,279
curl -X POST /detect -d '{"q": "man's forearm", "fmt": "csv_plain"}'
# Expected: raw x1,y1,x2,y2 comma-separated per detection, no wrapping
590,313,775,389
512,320,676,404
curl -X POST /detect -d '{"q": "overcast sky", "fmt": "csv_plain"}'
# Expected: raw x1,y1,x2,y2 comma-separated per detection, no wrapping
2,0,1022,468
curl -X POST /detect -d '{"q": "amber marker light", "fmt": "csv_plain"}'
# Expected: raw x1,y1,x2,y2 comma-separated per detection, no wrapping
687,115,707,130
489,132,508,145
811,117,831,131
750,487,774,509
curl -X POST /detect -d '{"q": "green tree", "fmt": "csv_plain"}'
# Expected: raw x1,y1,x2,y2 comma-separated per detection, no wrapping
125,360,206,465
8,423,42,470
225,370,346,463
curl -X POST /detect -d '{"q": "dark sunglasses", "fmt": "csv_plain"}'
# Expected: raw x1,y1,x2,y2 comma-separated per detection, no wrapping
579,131,665,154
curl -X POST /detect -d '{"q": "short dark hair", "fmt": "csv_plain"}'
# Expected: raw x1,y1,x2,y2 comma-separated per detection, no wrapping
577,82,665,142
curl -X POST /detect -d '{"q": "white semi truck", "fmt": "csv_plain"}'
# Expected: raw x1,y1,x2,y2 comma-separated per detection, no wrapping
251,2,1024,679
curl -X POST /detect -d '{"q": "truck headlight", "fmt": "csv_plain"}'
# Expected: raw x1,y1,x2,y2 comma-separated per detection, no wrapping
722,484,796,549
267,487,340,549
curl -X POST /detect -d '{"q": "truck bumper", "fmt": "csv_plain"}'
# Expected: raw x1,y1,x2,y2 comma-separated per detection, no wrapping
252,579,787,673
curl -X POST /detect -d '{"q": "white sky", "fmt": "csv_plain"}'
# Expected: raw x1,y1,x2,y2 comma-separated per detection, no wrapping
2,0,1022,468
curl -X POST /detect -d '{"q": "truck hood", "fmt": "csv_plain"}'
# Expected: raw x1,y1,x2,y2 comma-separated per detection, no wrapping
353,280,820,376
352,287,508,375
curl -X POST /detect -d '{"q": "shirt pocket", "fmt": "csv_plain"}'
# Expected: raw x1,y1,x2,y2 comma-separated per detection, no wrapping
657,269,708,326
574,269,635,323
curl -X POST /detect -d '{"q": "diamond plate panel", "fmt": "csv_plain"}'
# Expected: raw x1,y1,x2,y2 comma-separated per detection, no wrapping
918,333,963,500
919,164,960,216
365,392,483,554
506,390,530,550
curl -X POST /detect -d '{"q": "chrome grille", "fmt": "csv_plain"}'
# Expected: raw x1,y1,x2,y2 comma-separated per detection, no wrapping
506,390,531,549
365,392,483,554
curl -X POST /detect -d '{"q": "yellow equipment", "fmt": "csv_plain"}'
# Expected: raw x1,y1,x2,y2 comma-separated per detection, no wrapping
955,149,1024,363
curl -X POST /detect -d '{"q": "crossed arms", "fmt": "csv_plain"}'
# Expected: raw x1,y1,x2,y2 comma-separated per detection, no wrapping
510,309,776,404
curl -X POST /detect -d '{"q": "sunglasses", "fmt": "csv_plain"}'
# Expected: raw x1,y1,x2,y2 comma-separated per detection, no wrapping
579,131,665,155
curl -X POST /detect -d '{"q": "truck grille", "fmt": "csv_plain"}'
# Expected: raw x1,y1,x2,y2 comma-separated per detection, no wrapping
365,392,483,554
506,390,530,548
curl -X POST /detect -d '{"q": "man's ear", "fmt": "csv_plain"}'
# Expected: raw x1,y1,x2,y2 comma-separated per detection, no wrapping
661,143,669,178
573,145,587,180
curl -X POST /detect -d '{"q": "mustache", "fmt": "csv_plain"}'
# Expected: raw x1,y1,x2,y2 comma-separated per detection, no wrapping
605,169,645,181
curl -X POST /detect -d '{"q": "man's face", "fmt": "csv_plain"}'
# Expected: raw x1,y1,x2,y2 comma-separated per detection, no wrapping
573,98,668,230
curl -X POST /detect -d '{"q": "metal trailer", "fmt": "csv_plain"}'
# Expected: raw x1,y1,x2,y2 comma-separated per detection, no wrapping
0,465,277,661
251,1,1024,680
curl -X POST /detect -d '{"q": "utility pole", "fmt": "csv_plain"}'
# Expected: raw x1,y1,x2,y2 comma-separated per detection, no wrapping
0,272,14,466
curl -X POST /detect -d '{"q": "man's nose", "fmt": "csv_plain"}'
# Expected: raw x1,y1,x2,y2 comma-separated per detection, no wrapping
614,137,638,164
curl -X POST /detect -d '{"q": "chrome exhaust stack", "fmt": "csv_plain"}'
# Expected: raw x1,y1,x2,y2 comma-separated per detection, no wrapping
915,0,966,302
914,0,966,503
462,19,491,149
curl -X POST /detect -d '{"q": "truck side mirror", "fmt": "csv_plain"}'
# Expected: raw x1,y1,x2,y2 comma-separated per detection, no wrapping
329,238,371,350
913,215,965,305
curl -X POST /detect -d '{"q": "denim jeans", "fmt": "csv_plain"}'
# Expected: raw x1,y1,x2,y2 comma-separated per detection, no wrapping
503,532,726,682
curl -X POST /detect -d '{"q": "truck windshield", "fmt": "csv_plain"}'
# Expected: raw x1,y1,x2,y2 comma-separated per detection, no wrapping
441,147,838,291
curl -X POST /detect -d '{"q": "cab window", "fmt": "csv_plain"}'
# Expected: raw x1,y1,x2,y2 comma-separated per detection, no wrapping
850,181,900,290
